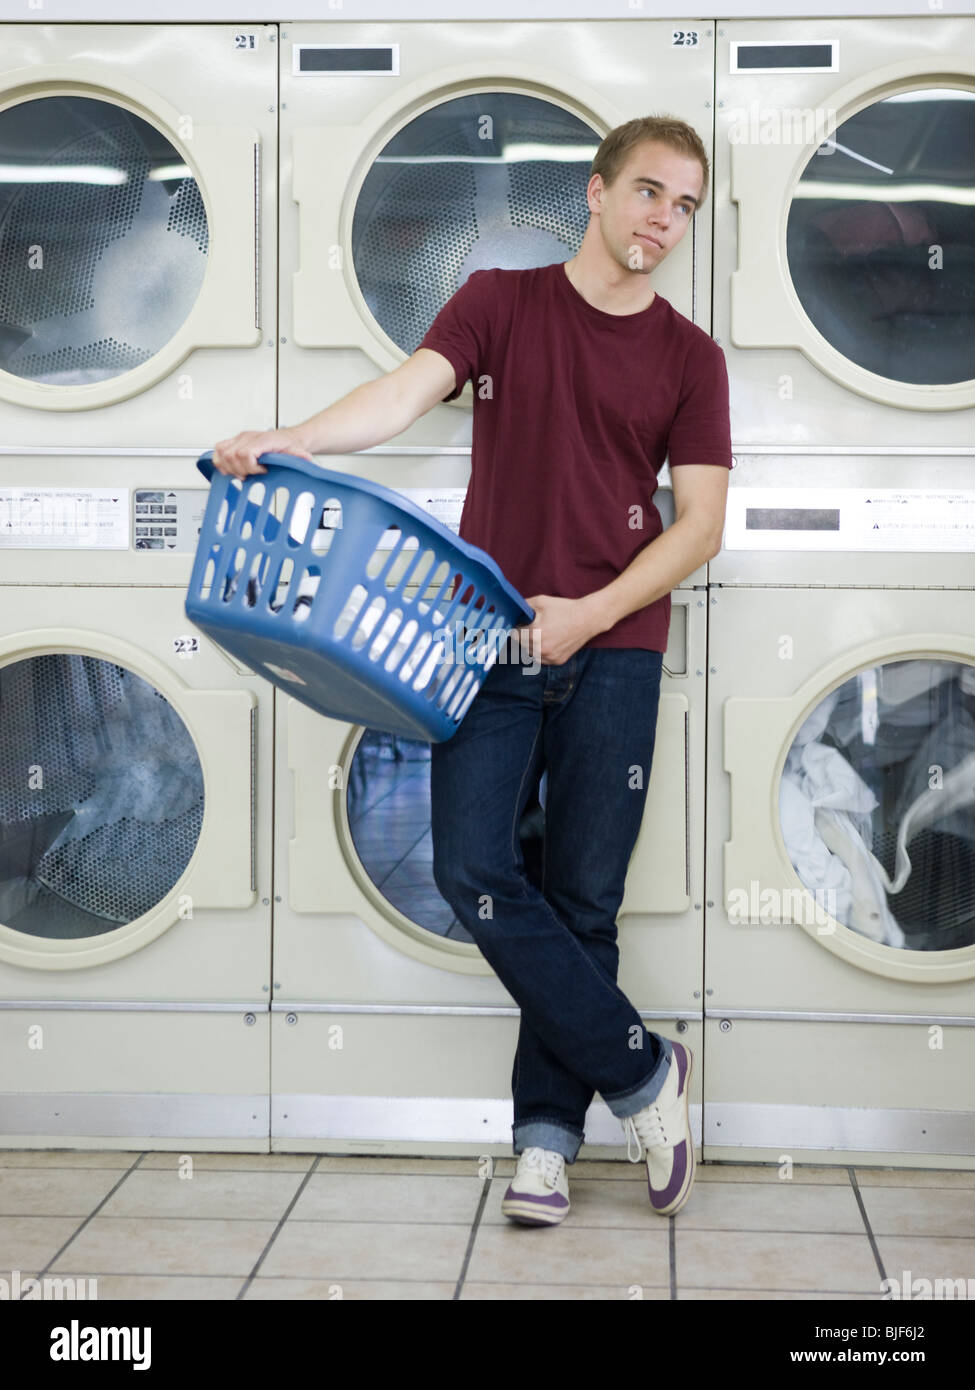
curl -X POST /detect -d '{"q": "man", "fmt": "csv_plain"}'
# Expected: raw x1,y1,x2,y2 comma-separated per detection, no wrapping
213,115,731,1226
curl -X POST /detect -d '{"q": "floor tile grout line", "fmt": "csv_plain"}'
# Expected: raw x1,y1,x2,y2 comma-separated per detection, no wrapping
11,1215,969,1236
235,1155,324,1301
669,1216,677,1299
452,1171,494,1300
3,1160,972,1189
21,1151,150,1299
848,1165,889,1287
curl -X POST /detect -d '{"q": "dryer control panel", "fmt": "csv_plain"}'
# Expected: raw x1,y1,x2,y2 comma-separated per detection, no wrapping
134,488,207,553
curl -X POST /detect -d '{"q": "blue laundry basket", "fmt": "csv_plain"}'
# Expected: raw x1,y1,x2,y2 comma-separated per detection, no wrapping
185,452,535,742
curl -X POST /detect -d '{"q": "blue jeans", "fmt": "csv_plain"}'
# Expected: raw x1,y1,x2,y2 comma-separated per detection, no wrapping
430,646,673,1164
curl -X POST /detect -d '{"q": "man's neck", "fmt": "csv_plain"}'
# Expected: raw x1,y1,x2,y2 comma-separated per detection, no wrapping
562,255,656,317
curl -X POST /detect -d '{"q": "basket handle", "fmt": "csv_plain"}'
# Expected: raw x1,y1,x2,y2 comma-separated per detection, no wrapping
196,449,333,484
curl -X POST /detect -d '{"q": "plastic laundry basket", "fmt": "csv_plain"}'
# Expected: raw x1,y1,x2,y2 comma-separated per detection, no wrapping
185,452,534,742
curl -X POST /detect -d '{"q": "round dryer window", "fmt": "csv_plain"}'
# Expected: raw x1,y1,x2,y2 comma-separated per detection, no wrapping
0,655,204,940
0,96,208,386
351,93,599,355
779,658,975,953
346,731,471,943
346,729,547,946
786,88,975,386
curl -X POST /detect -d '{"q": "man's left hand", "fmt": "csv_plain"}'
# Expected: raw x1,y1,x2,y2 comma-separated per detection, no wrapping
520,593,607,666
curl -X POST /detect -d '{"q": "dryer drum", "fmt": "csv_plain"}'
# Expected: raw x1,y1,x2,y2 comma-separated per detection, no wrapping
786,88,975,387
0,654,204,939
351,92,597,354
0,95,208,386
780,659,975,951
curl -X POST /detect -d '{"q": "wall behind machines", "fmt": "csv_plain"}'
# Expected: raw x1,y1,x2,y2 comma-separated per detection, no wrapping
0,0,973,1168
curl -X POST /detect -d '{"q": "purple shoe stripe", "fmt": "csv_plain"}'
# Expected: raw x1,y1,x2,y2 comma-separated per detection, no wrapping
504,1186,568,1208
650,1141,688,1210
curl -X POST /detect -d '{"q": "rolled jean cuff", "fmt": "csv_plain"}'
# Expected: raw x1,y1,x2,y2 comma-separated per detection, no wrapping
513,1120,584,1164
601,1036,674,1120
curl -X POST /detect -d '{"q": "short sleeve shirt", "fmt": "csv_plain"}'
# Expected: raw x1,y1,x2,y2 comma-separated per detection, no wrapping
417,261,732,651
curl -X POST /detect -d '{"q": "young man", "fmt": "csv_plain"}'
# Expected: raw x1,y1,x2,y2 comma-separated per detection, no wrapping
213,115,731,1226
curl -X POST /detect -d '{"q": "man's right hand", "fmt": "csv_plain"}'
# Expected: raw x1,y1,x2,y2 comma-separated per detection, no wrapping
211,428,316,478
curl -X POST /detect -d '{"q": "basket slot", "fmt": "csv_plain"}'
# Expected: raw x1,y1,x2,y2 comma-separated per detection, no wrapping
246,550,271,601
447,669,481,721
222,546,249,601
286,491,317,547
410,635,444,693
384,618,419,674
351,595,386,652
289,566,321,623
369,607,404,662
401,548,435,599
365,527,400,581
399,629,432,683
238,481,267,541
451,672,482,724
266,488,291,542
333,584,369,641
310,497,342,558
271,556,296,611
432,660,468,712
215,480,245,537
382,537,421,592
416,559,454,616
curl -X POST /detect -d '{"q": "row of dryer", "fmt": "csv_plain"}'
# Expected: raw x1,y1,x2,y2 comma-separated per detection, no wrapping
3,19,974,442
0,17,973,1167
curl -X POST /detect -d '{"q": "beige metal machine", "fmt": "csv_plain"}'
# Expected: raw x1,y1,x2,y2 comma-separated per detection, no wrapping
0,456,275,1151
0,24,277,447
705,454,975,1169
271,16,719,1157
714,15,975,447
278,17,715,445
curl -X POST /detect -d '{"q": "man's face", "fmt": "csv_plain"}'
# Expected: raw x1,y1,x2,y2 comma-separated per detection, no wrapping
589,140,704,276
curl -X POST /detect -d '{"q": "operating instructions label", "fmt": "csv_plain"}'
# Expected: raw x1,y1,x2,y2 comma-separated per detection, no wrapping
0,487,129,548
725,488,975,551
376,487,466,547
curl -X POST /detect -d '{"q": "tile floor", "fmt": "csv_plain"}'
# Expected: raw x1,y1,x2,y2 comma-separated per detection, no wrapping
2,1150,974,1300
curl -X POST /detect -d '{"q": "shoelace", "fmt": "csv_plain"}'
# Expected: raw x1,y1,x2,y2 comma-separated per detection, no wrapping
622,1105,667,1163
520,1147,565,1189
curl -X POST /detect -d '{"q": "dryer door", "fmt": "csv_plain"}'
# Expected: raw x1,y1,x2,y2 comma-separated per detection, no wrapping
293,90,599,362
0,96,208,393
0,631,256,972
786,87,975,393
730,68,975,416
724,643,975,983
0,24,276,443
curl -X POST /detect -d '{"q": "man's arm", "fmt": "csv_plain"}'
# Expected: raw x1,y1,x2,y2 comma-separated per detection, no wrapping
524,464,729,666
211,348,458,477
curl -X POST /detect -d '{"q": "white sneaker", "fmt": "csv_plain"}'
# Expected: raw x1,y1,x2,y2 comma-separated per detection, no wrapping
501,1147,570,1226
621,1041,696,1216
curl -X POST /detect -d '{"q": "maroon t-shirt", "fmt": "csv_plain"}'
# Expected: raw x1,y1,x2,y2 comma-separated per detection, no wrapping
418,261,732,651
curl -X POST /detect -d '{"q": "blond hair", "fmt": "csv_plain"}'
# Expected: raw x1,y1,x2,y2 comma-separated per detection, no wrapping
591,116,710,207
